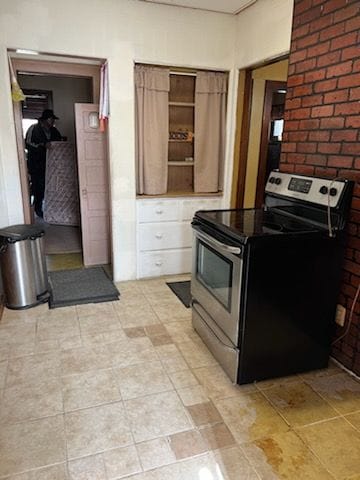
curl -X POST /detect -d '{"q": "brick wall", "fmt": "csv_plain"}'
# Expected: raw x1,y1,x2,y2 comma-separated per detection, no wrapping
281,0,360,374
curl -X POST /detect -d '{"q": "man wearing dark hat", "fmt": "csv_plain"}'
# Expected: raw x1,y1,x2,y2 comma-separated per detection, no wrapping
25,109,63,218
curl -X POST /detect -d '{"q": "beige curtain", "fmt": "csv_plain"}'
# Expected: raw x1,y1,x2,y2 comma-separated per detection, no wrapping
194,71,227,193
135,65,170,195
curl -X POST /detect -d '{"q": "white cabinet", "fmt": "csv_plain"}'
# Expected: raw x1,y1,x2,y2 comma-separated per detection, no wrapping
137,196,222,278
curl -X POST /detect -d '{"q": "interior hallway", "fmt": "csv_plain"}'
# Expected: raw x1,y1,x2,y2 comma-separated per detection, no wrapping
0,275,359,479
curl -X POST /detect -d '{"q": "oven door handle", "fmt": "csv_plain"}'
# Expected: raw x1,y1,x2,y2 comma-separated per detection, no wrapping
194,228,242,255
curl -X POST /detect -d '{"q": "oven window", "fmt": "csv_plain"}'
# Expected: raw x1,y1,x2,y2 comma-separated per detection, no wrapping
197,240,233,311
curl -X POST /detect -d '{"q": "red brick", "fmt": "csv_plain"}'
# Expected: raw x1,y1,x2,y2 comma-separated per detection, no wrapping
286,98,302,110
298,142,317,154
354,59,360,72
344,259,360,276
291,107,311,120
293,85,313,96
334,3,360,22
342,143,360,155
289,49,307,64
296,32,319,49
293,23,310,39
288,64,296,76
287,153,306,164
284,120,301,131
288,131,308,142
345,14,360,33
346,116,360,128
315,166,338,177
310,13,333,33
281,163,295,173
308,130,330,141
307,41,330,58
287,74,305,87
294,0,312,16
296,5,323,27
305,154,327,166
335,102,360,116
338,73,360,88
281,143,297,153
317,50,341,67
294,164,315,175
304,69,326,83
296,58,317,73
326,61,353,78
331,130,357,142
302,94,323,107
330,31,358,51
328,155,353,168
320,22,346,42
350,87,360,101
352,197,360,210
299,118,320,129
355,158,360,169
341,44,360,61
314,78,338,93
311,105,334,117
323,0,348,15
324,89,349,104
320,117,345,129
318,142,341,154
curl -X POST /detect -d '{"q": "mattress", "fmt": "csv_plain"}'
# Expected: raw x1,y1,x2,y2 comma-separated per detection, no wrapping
44,141,80,226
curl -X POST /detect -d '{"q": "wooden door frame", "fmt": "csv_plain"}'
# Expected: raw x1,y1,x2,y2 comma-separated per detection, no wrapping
234,69,253,209
10,57,101,224
255,80,286,208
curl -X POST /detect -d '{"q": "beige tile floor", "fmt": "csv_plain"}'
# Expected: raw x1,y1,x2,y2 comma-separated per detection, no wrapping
0,275,359,479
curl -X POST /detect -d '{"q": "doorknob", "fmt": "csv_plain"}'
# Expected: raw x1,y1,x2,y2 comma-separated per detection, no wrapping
82,188,88,196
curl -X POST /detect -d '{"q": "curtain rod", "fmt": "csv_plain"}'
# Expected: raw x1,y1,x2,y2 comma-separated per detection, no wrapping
170,71,196,77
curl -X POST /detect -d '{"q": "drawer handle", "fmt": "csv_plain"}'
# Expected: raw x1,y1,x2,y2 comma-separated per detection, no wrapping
155,261,163,266
155,209,163,214
155,233,163,239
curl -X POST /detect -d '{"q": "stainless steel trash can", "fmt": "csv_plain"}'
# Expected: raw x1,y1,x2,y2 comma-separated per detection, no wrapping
0,225,49,309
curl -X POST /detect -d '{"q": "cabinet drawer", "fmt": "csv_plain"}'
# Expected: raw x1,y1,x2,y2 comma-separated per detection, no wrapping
137,200,179,223
139,223,192,251
181,198,222,220
139,249,192,278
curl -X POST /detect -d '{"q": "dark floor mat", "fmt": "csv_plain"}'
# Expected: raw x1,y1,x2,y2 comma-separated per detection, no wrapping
48,267,119,308
166,281,191,308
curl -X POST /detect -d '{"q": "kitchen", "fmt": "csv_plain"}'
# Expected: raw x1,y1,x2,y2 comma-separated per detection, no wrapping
0,0,359,478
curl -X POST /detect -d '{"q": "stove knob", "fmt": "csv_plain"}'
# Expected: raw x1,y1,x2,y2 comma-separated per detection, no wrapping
330,187,338,197
319,186,328,195
269,177,275,184
275,178,282,185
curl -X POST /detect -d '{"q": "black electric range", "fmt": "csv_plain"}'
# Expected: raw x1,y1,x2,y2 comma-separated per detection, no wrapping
191,171,353,384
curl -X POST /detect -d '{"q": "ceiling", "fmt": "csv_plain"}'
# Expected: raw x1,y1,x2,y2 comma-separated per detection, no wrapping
139,0,257,15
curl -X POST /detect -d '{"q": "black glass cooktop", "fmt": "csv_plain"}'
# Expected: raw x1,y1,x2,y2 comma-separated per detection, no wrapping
194,208,319,241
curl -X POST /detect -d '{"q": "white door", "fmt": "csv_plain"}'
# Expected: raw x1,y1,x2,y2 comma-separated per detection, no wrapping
75,103,110,266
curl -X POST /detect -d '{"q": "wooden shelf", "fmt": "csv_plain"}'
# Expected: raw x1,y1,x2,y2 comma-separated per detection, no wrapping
169,101,195,107
168,139,193,143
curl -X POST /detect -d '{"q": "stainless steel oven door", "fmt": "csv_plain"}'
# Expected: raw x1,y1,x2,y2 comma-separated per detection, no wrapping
191,227,243,345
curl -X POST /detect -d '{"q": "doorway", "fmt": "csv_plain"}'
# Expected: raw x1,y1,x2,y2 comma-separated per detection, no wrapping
10,56,111,273
232,58,288,209
255,80,286,207
19,73,93,270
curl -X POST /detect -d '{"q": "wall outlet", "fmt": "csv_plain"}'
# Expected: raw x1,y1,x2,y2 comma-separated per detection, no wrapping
335,304,346,327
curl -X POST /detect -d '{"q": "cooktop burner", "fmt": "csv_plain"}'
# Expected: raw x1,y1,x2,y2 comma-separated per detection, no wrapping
195,208,319,241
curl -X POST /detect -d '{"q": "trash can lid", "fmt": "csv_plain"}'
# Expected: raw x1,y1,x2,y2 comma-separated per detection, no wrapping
0,224,45,243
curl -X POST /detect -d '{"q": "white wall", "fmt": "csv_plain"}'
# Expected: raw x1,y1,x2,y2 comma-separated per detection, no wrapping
235,0,294,68
0,0,293,281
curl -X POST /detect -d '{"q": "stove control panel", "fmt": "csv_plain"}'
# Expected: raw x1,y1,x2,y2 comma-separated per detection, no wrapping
266,172,346,208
